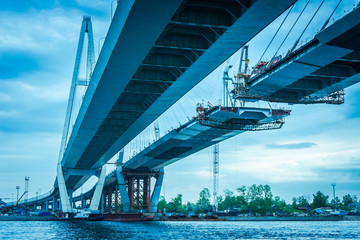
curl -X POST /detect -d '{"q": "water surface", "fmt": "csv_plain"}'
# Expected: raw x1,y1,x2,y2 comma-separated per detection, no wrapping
0,221,359,239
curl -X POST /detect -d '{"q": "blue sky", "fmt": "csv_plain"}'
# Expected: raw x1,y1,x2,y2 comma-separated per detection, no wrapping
0,0,359,204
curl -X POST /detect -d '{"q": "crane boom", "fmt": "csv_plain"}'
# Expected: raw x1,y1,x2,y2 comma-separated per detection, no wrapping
14,191,27,207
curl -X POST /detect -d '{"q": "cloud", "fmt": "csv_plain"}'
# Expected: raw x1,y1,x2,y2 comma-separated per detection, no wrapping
76,0,108,10
0,5,110,199
0,9,79,53
266,142,317,149
0,51,41,79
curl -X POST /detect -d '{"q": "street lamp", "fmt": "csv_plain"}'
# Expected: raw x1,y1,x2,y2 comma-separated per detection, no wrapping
331,183,336,209
16,186,20,201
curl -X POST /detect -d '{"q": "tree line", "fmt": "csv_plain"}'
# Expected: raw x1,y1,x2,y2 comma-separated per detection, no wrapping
158,184,359,215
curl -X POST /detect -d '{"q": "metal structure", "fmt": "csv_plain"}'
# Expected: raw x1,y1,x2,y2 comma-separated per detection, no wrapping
331,183,336,201
245,6,360,105
124,105,290,171
57,16,96,212
24,177,29,206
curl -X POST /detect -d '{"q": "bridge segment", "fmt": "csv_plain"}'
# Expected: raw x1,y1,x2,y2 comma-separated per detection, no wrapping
245,6,360,104
60,0,297,193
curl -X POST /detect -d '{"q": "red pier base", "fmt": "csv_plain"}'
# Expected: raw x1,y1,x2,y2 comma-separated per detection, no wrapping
103,213,153,222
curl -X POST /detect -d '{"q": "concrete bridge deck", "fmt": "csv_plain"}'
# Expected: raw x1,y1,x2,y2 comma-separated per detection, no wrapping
61,0,296,190
247,6,360,103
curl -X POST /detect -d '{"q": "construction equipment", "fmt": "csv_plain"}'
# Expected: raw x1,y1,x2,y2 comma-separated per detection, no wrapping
14,191,27,207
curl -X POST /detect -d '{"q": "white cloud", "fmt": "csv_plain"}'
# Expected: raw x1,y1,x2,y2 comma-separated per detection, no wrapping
76,0,108,10
0,5,110,200
0,9,80,53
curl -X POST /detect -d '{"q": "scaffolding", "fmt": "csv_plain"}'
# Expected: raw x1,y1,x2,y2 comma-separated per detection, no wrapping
196,104,287,131
234,89,345,105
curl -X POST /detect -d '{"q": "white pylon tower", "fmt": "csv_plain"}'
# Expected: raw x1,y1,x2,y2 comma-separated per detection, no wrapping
57,16,96,212
213,143,219,212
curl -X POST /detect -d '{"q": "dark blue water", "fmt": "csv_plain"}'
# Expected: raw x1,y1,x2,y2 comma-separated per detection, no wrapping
0,221,359,239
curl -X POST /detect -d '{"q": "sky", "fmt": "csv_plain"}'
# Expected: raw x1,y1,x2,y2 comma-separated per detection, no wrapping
0,0,359,205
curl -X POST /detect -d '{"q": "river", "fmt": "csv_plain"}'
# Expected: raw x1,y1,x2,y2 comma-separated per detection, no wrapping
0,221,359,239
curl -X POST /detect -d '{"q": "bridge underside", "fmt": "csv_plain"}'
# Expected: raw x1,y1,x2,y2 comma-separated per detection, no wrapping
248,7,360,103
123,106,290,171
61,0,296,190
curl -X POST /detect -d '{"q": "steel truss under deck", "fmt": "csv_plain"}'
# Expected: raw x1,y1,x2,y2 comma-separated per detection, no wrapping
234,89,345,105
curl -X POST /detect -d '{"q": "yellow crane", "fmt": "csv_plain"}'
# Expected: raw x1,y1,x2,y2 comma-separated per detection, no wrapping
13,191,27,207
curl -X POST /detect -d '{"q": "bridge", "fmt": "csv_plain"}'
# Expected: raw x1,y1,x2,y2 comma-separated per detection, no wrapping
7,0,360,216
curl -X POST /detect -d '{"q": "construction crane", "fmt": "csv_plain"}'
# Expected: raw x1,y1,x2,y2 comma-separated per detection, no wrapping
14,191,27,207
212,47,249,212
212,143,219,212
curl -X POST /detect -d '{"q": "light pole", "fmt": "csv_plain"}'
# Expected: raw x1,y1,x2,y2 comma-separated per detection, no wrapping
331,183,336,208
16,186,20,201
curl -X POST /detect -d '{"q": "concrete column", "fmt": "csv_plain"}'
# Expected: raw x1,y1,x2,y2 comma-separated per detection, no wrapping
57,164,72,212
89,166,106,212
150,168,164,213
101,193,104,213
116,168,131,213
81,198,85,209
45,200,49,211
52,197,57,211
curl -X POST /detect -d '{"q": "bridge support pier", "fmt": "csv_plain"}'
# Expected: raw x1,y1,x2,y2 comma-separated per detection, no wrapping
114,169,163,213
52,197,58,211
57,164,73,212
150,168,164,213
89,166,106,212
98,150,164,214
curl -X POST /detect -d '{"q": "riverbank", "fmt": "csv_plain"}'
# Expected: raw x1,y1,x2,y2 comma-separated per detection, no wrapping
1,215,359,221
221,216,345,221
160,215,360,221
0,215,52,221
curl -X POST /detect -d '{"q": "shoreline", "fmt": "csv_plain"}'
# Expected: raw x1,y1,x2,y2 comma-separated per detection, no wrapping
1,215,359,222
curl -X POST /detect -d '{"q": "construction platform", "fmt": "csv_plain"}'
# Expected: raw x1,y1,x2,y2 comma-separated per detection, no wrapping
123,105,290,171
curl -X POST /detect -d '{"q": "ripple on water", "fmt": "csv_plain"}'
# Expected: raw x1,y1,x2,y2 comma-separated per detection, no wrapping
0,221,359,240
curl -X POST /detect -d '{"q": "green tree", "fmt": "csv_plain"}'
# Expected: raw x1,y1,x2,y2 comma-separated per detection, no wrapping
331,197,341,209
184,201,195,213
263,184,273,215
273,196,286,210
311,191,329,208
292,197,297,209
195,188,212,213
166,194,183,213
221,189,236,210
157,195,167,212
343,194,354,206
292,196,310,210
297,196,310,207
246,184,273,215
198,188,211,206
236,186,247,196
